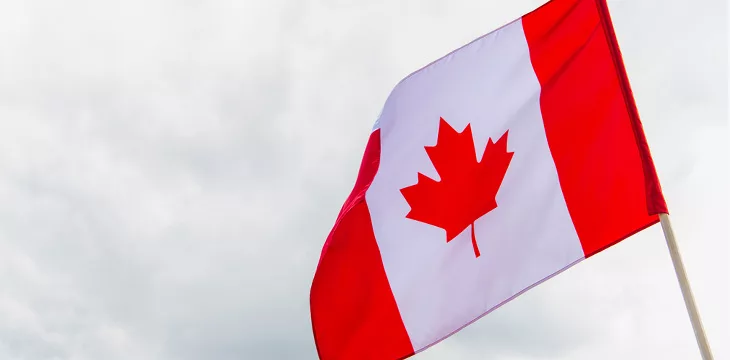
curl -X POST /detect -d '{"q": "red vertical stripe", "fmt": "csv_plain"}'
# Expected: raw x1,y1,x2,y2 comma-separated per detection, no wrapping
522,0,667,257
310,130,415,360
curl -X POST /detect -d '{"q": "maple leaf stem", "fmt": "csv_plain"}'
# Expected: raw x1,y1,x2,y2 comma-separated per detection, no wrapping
471,222,480,258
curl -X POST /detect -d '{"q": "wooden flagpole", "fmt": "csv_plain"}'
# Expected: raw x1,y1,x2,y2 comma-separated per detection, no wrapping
658,213,713,360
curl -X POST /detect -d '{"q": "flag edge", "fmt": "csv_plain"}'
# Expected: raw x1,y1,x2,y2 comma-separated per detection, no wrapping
593,0,668,215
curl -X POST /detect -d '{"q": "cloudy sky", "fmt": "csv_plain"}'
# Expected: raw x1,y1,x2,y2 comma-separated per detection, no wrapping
0,0,726,359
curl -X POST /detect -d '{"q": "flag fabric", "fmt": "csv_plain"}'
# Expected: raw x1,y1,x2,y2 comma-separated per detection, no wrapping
310,0,667,358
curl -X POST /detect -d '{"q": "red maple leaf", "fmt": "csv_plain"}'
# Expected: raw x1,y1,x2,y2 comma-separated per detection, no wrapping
400,117,514,258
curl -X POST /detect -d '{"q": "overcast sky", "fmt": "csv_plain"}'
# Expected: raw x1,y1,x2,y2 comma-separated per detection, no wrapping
0,0,727,359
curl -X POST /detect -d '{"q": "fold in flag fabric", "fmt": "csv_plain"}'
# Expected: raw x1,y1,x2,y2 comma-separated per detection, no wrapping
310,0,668,358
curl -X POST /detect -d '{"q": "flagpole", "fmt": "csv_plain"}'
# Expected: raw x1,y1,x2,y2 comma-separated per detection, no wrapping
658,213,713,360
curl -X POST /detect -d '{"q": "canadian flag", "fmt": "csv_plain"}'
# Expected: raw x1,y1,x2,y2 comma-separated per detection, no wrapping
310,0,668,359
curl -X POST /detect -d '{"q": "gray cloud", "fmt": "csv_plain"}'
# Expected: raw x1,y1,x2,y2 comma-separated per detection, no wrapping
0,0,726,359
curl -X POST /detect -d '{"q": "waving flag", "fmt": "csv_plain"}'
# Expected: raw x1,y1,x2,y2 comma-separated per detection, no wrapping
310,0,667,358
